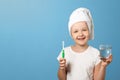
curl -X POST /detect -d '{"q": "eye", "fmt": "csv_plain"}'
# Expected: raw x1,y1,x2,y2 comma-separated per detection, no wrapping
73,30,78,33
82,29,87,31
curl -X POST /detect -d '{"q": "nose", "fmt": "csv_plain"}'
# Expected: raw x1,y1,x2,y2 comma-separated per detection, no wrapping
79,31,83,36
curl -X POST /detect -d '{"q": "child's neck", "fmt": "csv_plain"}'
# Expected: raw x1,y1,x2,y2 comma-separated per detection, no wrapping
71,44,89,53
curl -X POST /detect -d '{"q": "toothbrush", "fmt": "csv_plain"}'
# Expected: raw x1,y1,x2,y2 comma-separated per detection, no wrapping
62,41,65,58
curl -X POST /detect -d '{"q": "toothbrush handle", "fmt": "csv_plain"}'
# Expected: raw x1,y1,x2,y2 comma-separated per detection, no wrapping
62,50,65,58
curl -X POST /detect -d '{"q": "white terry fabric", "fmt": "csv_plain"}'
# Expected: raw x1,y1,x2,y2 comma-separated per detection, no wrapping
68,7,94,40
57,46,101,80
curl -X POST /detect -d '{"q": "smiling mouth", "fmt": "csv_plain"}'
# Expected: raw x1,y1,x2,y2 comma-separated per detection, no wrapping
77,36,86,40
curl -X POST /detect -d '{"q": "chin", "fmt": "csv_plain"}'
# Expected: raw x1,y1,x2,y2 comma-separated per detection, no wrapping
79,44,87,46
76,42,86,46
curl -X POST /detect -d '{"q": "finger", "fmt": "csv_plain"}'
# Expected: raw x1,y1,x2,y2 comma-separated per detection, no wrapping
60,63,66,67
59,60,66,65
59,64,66,70
59,59,64,63
60,61,65,64
107,55,112,62
108,54,113,59
107,61,111,64
100,57,107,62
59,58,66,61
106,59,112,63
59,58,63,61
60,59,66,63
59,67,65,70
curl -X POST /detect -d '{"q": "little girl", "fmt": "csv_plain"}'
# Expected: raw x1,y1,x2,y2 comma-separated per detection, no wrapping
57,7,112,80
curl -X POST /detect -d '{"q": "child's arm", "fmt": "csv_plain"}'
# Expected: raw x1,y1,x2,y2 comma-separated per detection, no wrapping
58,58,67,80
94,55,112,80
94,62,106,80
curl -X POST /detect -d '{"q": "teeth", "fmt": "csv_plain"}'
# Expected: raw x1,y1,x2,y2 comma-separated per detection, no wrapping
77,37,81,39
77,36,82,39
77,36,80,39
77,36,85,40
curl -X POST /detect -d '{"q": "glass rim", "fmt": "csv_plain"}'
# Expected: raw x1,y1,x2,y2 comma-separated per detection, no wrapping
99,44,112,49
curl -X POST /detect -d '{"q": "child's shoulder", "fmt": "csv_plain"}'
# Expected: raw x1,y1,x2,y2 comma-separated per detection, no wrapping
88,46,100,55
89,46,99,52
64,46,71,50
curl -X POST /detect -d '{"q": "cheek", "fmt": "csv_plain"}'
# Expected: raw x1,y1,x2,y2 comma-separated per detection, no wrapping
71,33,77,39
86,33,90,39
84,32,90,38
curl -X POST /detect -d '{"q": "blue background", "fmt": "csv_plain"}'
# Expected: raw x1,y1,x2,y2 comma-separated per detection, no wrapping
0,0,119,80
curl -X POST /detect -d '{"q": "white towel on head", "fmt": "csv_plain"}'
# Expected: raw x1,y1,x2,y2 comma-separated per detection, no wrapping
68,7,94,40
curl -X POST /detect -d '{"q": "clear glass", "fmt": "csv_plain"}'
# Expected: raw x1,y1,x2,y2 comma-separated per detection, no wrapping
99,44,112,58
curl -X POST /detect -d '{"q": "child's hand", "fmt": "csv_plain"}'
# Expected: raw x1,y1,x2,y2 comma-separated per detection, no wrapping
59,58,66,70
100,54,113,67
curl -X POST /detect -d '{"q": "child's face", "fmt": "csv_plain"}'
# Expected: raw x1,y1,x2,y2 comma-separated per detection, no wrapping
71,21,90,46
